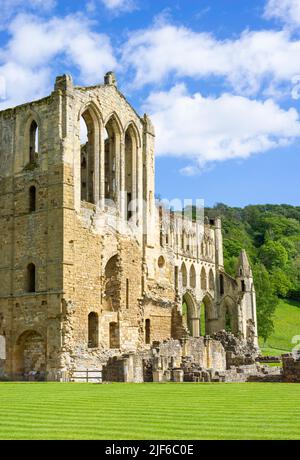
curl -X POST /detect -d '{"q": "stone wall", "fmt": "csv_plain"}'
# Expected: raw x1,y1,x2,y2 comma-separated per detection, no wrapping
103,353,146,383
282,352,300,383
102,337,227,383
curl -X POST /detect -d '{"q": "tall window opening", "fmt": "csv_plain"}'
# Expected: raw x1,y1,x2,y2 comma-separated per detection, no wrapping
88,312,99,348
29,121,38,163
145,319,151,345
126,279,129,309
105,117,120,204
29,186,36,213
220,274,225,296
125,127,136,220
27,263,36,293
80,110,95,204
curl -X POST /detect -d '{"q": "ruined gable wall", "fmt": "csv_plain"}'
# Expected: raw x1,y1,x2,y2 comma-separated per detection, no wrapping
59,84,146,359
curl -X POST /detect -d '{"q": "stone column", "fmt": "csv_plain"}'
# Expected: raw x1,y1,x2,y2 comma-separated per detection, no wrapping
136,144,143,240
118,133,125,219
192,317,200,337
99,126,105,210
93,126,100,206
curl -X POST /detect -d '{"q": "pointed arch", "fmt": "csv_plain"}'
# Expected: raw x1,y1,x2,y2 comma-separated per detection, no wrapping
209,269,215,291
189,264,196,289
200,294,215,336
80,104,101,204
200,267,207,290
124,121,142,148
104,114,122,203
182,292,198,337
22,110,42,166
124,123,138,221
104,111,123,134
180,262,187,288
221,296,238,335
105,254,118,278
78,100,103,124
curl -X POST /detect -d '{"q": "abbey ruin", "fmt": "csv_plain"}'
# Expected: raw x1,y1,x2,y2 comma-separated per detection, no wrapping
0,72,262,382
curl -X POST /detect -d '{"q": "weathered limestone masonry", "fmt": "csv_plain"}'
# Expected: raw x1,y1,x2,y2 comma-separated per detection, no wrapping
0,72,258,381
101,336,280,384
282,352,300,383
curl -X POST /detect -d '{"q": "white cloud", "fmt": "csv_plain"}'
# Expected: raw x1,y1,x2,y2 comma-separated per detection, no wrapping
0,14,117,109
264,0,300,29
101,0,136,12
122,24,300,96
0,0,56,27
143,84,300,165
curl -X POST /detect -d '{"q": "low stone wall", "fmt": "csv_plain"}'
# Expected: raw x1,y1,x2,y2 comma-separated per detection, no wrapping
212,331,258,369
102,353,148,383
102,337,227,382
282,352,300,383
100,336,282,384
183,337,226,371
257,355,281,363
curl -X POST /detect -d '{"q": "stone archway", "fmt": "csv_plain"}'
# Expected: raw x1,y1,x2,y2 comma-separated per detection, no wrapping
200,294,215,336
221,296,239,335
182,292,199,337
103,255,119,311
80,106,101,204
13,331,46,381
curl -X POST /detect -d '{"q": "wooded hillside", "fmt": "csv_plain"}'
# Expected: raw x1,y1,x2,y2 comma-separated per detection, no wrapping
205,204,300,340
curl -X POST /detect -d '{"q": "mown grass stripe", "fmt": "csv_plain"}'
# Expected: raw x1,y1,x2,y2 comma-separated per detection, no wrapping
0,382,299,440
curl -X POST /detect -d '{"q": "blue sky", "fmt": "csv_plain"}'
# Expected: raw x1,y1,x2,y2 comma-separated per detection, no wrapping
0,0,300,207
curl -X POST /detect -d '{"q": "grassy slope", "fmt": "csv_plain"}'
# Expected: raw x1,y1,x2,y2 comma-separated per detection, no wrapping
259,299,300,355
0,382,300,440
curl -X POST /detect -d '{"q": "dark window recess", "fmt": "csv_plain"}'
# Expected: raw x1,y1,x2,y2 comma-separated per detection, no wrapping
220,274,225,296
27,264,36,293
29,186,36,212
145,319,151,345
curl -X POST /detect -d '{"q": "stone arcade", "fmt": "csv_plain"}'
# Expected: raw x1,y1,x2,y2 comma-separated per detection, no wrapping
0,73,259,382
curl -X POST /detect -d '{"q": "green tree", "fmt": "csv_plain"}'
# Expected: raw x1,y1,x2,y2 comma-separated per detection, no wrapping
271,268,293,298
253,264,279,342
259,240,288,270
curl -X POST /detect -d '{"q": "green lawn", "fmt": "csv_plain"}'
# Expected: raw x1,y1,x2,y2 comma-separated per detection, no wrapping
0,382,300,440
259,299,300,355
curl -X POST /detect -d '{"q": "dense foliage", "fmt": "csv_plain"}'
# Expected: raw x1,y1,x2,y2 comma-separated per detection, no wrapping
205,204,300,341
